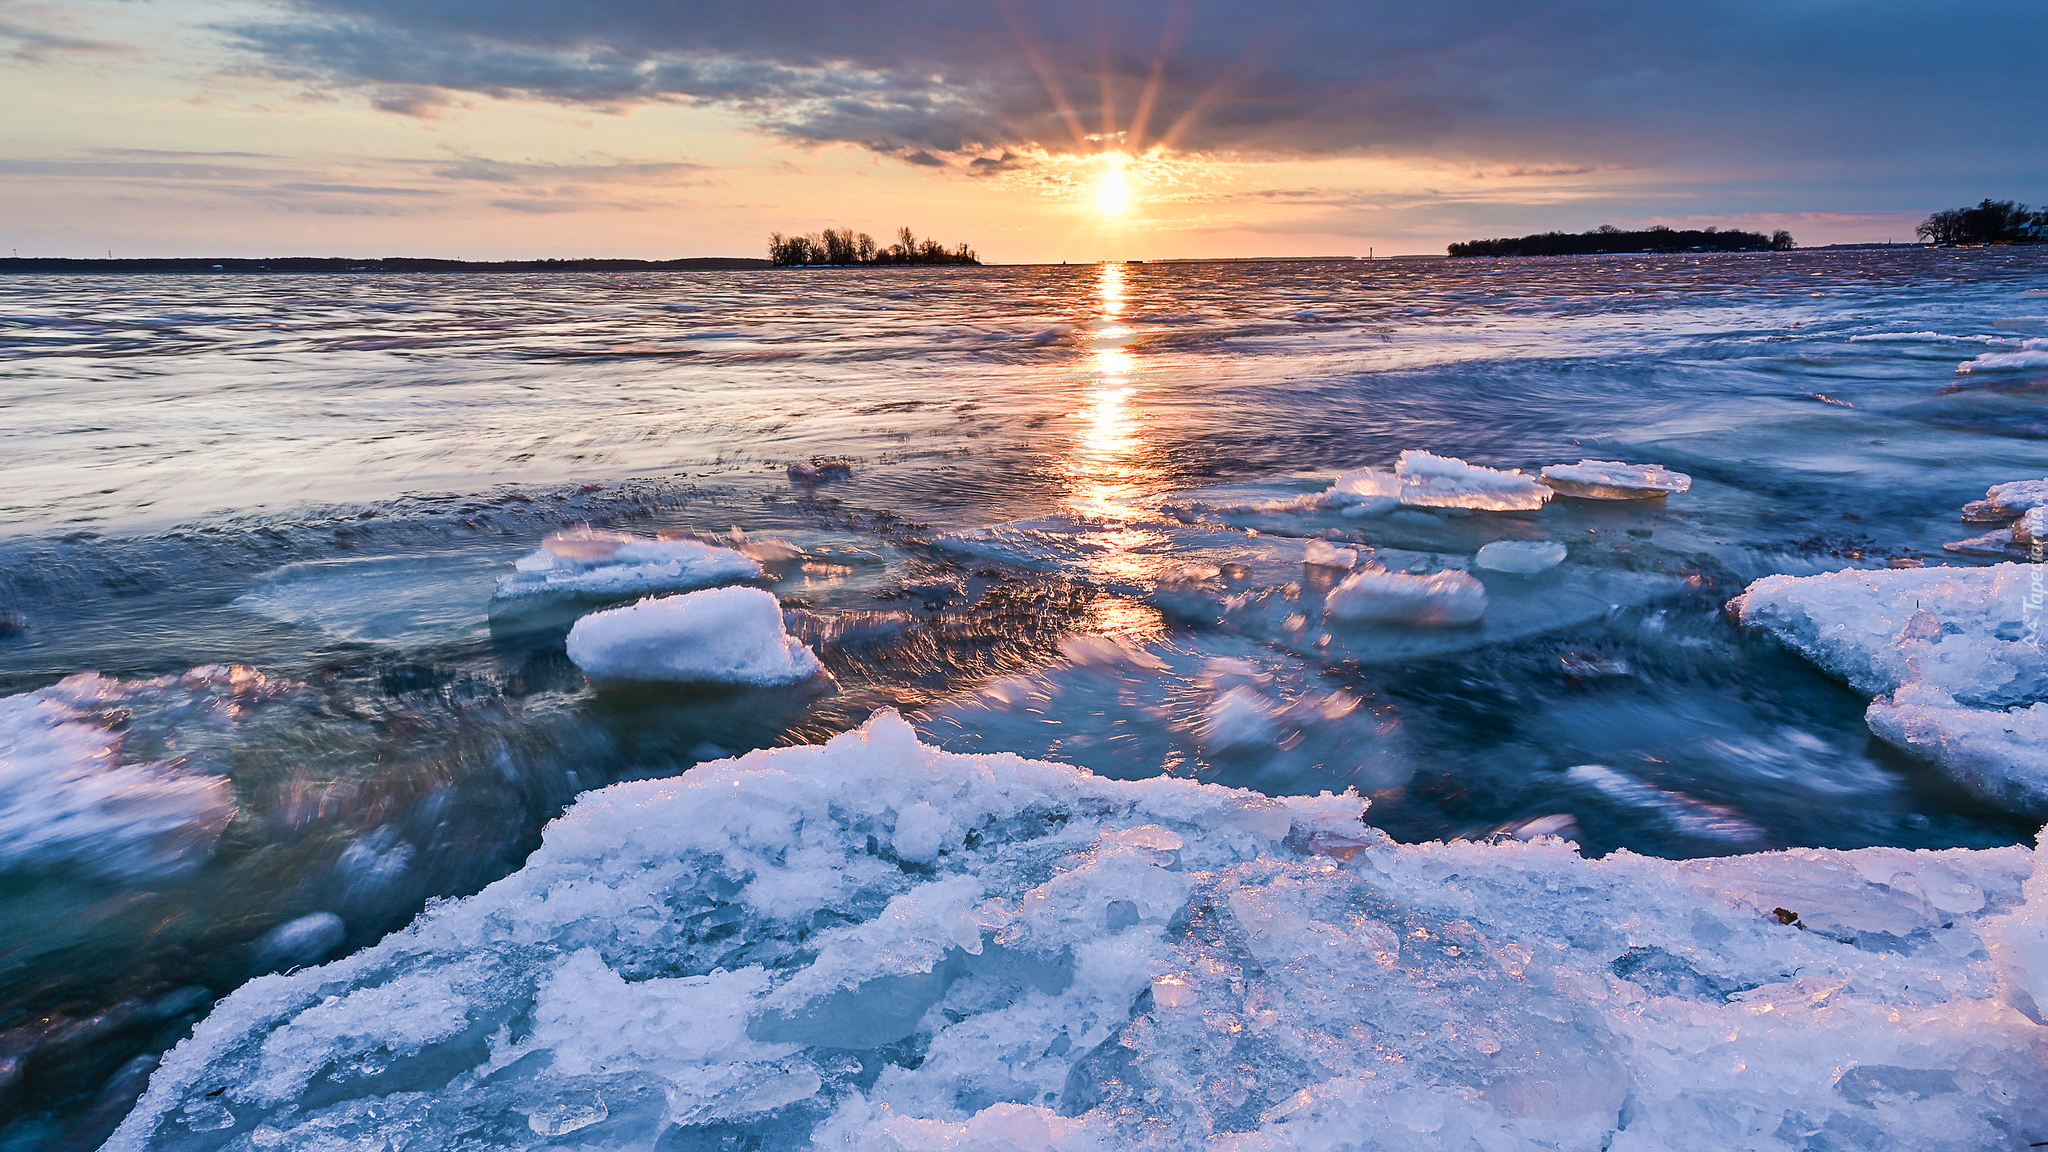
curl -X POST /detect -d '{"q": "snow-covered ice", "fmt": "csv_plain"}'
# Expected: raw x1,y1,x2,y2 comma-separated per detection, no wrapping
1962,477,2048,523
0,672,241,878
1325,568,1488,626
1391,450,1552,511
1172,452,1548,519
1539,460,1692,501
1732,564,2048,810
110,712,2048,1152
1474,540,1567,574
566,586,826,687
495,527,763,600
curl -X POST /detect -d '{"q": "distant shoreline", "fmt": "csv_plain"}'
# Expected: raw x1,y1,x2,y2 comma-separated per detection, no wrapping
0,256,773,275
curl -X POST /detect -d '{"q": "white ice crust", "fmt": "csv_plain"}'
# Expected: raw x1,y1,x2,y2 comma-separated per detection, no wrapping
566,586,825,687
0,672,239,877
1325,568,1488,626
1474,540,1567,575
1539,460,1692,500
1731,564,2048,810
1205,452,1551,517
496,527,763,599
1392,450,1552,510
112,712,2048,1152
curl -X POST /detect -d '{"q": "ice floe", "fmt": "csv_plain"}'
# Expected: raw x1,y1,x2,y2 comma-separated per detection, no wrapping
1957,338,2048,374
1391,450,1551,511
1474,540,1567,574
111,712,2048,1152
1961,476,2048,523
566,586,826,687
0,672,242,877
1732,564,2048,810
495,527,763,600
1539,459,1692,501
1325,568,1488,626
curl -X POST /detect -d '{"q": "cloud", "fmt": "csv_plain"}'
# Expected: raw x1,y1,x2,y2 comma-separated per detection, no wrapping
223,0,2047,177
0,15,117,61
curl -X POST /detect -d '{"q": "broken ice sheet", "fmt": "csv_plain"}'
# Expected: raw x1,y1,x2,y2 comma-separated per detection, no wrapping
109,713,2048,1152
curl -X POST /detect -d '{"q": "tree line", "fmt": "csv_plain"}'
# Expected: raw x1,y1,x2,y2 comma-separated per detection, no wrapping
1916,200,2047,246
767,227,979,266
1448,225,1794,258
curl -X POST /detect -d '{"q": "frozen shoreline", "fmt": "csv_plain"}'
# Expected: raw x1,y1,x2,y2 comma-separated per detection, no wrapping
111,713,2048,1152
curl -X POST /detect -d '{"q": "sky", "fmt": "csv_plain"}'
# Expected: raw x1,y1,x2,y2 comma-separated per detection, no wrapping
1,0,2043,262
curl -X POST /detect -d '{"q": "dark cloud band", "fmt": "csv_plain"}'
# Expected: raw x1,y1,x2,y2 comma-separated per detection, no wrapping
233,0,2048,169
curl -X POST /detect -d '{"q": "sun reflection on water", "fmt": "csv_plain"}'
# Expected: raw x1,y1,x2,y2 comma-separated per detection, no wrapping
1055,263,1175,636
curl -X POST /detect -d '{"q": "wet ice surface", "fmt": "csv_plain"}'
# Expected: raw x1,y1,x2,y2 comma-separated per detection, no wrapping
1,249,2047,1145
108,716,2048,1152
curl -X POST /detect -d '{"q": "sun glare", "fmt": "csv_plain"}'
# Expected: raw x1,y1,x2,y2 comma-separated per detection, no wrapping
1093,154,1132,215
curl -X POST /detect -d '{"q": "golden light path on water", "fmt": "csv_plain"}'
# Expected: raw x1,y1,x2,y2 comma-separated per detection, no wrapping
1062,261,1172,639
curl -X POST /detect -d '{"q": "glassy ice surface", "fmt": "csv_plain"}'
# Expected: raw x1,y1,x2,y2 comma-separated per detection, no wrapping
1,249,2046,1145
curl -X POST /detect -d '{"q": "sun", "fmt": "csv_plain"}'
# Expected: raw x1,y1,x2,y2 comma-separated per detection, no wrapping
1093,154,1132,215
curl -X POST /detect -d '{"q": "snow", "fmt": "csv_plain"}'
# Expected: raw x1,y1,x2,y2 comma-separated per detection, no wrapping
565,586,826,687
1325,568,1488,626
1962,477,2048,523
1392,450,1552,510
1539,459,1692,500
0,672,239,878
1731,564,2048,810
1474,540,1567,574
111,712,2048,1152
495,527,763,599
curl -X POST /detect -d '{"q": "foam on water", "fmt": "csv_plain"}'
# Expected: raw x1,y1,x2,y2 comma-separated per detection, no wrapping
0,671,242,877
109,713,2048,1152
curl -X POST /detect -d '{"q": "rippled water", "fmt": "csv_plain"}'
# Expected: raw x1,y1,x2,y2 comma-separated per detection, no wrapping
2,249,2046,1146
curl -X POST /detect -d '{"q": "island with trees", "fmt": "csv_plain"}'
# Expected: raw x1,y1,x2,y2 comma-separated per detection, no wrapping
1448,225,1794,258
768,227,979,267
1916,199,2047,245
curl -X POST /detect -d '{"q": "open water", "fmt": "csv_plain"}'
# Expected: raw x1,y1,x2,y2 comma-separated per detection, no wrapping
2,248,2045,1146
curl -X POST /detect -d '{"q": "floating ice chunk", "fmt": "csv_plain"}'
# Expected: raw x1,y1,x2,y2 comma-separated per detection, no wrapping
1392,450,1551,510
254,913,346,973
1943,527,2026,559
0,677,236,878
1301,539,1360,570
1325,568,1487,626
1733,564,2048,809
1539,459,1691,500
1957,338,2048,374
2020,507,2048,549
1325,468,1402,515
1866,684,2048,812
496,527,762,599
565,587,826,687
1962,477,2048,523
1474,539,1567,574
726,525,804,563
1197,686,1281,752
239,554,498,647
111,712,2048,1152
1731,564,2045,707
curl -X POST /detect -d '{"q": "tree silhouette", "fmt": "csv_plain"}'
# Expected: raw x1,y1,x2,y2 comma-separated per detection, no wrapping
1449,225,1792,257
767,226,979,266
1916,200,2040,245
